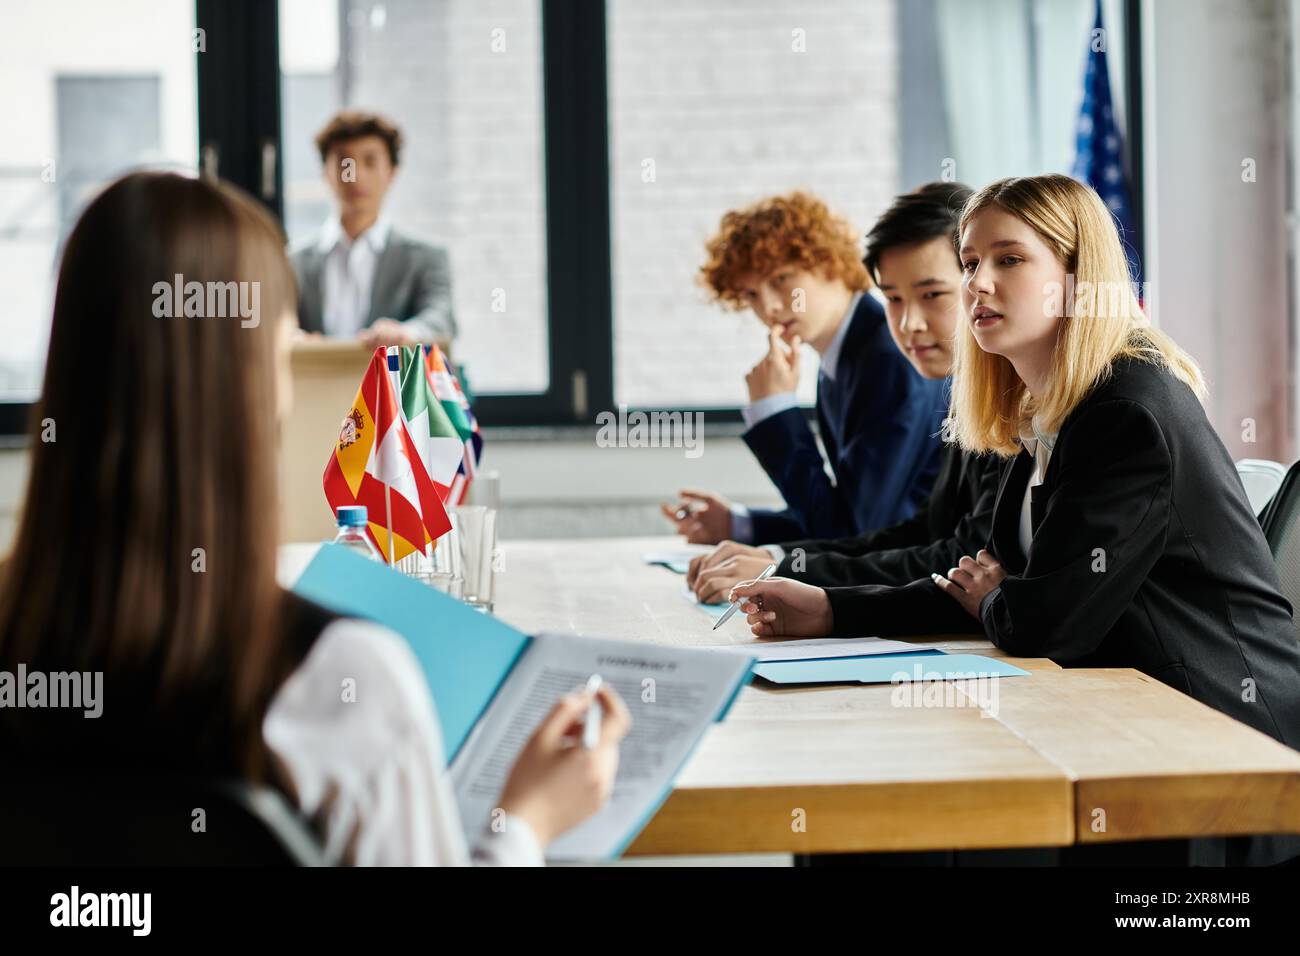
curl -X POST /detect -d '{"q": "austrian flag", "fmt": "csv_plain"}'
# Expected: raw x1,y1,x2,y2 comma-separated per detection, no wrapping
323,348,452,563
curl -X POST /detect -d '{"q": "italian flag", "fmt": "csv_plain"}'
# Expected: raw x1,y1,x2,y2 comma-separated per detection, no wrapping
322,348,452,563
425,344,483,504
394,345,465,506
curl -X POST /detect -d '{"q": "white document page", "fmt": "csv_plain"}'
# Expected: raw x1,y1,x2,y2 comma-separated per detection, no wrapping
450,632,753,861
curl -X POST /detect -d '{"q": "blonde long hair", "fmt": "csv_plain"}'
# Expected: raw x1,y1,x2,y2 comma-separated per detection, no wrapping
950,174,1204,455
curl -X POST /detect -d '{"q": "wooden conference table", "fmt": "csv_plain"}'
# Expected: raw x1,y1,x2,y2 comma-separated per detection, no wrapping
492,535,1300,857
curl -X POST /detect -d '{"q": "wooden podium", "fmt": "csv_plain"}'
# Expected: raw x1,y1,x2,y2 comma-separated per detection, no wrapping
278,338,374,544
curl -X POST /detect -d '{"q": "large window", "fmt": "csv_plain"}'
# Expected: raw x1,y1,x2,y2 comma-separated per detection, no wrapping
0,0,1137,430
607,0,1132,411
279,0,550,396
0,0,198,402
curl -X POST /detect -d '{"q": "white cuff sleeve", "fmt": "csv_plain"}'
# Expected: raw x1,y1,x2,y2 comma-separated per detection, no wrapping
472,814,546,867
741,391,799,430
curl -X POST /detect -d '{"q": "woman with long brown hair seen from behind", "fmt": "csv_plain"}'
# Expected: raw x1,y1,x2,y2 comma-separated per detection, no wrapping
0,171,628,865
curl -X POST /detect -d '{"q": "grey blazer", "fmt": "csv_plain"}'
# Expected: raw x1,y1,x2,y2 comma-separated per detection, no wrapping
290,229,457,344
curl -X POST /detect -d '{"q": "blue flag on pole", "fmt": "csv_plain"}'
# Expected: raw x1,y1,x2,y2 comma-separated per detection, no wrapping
1071,0,1140,284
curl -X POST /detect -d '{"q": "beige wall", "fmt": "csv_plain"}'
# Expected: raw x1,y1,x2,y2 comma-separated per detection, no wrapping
1144,0,1294,461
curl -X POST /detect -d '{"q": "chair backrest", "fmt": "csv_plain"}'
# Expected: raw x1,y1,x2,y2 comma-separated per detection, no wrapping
1236,459,1288,519
1261,460,1300,647
0,771,328,866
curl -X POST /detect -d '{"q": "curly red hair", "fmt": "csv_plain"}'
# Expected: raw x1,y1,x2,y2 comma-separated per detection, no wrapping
700,192,870,309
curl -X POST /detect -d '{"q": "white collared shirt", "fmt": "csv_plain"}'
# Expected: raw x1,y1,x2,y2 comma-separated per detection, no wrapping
816,290,863,386
319,215,391,338
1018,417,1058,556
263,617,544,866
738,290,864,429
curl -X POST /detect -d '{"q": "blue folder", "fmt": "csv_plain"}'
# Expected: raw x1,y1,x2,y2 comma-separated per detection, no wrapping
293,544,753,761
292,544,531,762
648,557,693,574
753,652,1030,685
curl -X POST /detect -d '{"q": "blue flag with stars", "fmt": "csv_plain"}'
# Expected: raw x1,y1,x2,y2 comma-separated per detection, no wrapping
1071,0,1140,284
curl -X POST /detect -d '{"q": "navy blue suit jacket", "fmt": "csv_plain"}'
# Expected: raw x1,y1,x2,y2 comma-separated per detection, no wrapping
743,294,948,544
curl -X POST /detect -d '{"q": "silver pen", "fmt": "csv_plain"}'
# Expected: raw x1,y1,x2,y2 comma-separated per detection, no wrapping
712,563,777,630
580,674,603,749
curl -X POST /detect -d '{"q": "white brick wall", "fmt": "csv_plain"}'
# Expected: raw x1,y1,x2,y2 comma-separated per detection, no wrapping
608,0,899,407
342,0,550,394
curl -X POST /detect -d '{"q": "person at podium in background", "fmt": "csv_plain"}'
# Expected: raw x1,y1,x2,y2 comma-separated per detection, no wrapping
290,109,457,351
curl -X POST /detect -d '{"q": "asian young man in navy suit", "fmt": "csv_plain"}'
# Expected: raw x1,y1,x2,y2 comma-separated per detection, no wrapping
662,192,948,546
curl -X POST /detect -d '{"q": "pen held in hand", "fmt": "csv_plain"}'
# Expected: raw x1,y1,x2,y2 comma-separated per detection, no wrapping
673,501,706,521
712,562,777,630
580,674,603,749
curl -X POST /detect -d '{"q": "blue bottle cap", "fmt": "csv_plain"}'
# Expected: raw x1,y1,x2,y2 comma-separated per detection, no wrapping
336,505,368,527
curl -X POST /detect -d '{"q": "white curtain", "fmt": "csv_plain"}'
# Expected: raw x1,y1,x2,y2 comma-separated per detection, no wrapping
933,0,1127,189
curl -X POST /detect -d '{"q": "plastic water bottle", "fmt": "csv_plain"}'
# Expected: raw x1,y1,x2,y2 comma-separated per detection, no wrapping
332,506,382,561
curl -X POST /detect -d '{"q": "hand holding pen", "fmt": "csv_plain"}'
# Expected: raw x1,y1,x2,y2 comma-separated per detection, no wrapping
659,489,733,545
713,562,777,629
727,575,834,639
496,677,630,847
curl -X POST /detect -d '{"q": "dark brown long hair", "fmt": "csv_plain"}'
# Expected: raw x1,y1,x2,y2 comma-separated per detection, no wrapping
0,171,298,779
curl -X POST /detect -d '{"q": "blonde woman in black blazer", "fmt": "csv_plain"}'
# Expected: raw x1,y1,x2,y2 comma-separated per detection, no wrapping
731,175,1300,866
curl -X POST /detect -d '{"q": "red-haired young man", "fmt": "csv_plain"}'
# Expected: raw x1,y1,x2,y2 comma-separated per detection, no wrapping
663,192,947,547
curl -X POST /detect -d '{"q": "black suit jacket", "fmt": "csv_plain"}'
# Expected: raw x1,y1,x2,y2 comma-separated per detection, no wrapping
774,445,1001,587
822,358,1300,864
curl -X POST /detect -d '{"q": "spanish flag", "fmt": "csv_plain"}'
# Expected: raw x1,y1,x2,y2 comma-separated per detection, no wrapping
323,348,453,563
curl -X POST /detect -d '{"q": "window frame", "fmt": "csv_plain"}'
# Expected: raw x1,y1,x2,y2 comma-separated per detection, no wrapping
0,0,1145,435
